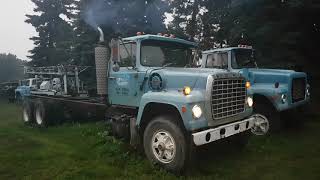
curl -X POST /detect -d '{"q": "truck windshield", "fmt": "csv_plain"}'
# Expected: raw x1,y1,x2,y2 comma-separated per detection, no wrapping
21,80,29,86
141,40,194,67
206,52,228,69
232,49,256,69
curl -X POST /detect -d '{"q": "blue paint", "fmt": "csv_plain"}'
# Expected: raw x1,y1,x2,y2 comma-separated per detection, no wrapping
108,36,253,131
202,47,310,112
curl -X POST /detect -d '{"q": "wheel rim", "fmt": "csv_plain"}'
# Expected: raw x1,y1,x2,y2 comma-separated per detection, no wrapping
35,108,43,125
251,114,270,135
23,109,29,122
151,130,176,164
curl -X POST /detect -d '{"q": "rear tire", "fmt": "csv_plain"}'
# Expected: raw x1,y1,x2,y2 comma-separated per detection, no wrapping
143,116,189,173
22,100,34,125
34,99,49,128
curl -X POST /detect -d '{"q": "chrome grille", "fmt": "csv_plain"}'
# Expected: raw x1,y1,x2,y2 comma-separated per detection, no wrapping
211,77,246,119
292,77,306,103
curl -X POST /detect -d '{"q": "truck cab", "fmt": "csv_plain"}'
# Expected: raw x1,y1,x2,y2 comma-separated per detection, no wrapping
15,78,39,101
107,35,267,171
201,46,310,131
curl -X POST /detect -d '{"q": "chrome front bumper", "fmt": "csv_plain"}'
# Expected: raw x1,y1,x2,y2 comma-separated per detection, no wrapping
192,116,256,146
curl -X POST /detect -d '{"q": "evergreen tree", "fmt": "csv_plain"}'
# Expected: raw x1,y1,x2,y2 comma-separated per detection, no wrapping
72,0,97,66
72,0,169,66
167,0,231,49
26,0,75,66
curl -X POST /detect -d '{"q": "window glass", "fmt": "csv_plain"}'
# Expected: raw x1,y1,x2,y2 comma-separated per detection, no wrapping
206,53,228,68
141,40,194,67
32,80,37,86
21,80,28,86
232,49,256,69
119,43,136,67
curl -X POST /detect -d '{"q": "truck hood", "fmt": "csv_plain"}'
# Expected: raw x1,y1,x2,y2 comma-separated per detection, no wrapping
241,68,307,84
155,68,237,90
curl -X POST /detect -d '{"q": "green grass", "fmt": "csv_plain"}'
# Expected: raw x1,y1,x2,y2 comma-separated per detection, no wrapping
0,101,320,179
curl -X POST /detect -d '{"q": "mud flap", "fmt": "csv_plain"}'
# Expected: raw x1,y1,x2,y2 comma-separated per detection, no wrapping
130,118,140,147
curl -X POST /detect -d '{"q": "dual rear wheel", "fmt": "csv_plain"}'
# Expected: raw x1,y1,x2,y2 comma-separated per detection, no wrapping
22,99,59,127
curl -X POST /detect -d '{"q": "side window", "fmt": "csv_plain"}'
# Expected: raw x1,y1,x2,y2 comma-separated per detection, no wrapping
206,53,228,68
32,80,37,86
141,46,165,67
119,43,136,67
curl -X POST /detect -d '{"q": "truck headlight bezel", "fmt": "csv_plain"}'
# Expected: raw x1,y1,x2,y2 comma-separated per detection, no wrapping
306,85,310,97
192,105,202,119
281,94,287,104
247,97,253,107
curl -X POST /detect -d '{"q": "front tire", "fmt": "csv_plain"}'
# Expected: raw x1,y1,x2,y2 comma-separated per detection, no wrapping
143,116,188,173
16,93,22,104
254,102,282,133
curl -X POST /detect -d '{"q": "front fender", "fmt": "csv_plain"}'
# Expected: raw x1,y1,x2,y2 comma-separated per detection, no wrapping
137,89,208,131
15,86,31,98
251,83,289,111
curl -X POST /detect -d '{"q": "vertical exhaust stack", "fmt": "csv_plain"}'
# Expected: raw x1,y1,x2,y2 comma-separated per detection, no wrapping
95,27,109,96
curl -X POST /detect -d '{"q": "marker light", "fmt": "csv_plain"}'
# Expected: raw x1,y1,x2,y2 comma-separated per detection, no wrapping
192,105,202,119
183,86,191,95
247,97,253,107
181,106,187,113
245,81,251,89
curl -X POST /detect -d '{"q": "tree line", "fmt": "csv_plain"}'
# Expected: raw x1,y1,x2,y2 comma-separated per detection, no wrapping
0,54,24,83
26,0,320,81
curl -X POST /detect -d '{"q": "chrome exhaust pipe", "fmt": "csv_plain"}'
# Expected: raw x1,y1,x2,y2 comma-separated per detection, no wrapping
97,26,104,43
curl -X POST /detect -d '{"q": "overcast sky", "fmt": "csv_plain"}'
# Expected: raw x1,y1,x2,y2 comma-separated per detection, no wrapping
0,0,36,60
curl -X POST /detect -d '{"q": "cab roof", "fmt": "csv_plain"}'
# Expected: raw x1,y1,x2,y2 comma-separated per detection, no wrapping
202,47,253,54
123,34,198,47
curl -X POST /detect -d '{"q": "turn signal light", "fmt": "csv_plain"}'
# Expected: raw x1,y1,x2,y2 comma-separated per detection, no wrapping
245,81,251,89
183,86,191,95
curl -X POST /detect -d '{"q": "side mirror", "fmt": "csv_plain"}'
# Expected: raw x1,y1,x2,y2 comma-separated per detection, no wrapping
112,62,120,72
110,38,120,63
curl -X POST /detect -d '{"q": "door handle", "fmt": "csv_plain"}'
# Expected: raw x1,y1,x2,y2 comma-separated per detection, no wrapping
109,77,116,80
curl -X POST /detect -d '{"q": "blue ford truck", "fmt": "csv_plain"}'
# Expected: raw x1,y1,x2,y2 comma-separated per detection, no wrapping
15,78,39,101
21,33,268,172
201,46,310,132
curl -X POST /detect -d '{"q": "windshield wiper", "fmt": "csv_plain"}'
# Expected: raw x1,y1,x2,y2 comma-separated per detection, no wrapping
162,62,176,68
210,65,224,69
240,59,255,67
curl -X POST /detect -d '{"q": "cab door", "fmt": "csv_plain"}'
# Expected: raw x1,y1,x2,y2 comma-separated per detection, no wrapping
108,41,141,107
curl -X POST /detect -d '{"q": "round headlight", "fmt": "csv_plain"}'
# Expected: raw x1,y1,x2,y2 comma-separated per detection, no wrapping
281,94,287,103
247,97,253,107
192,105,202,119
